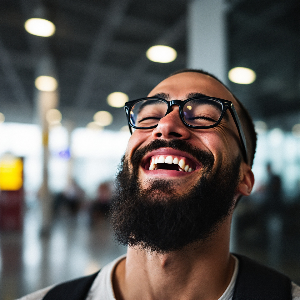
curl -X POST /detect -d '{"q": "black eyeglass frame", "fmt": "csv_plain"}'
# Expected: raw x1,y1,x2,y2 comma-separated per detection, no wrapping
124,96,248,164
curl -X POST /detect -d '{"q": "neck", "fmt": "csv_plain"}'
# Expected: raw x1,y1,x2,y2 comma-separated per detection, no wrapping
113,220,235,300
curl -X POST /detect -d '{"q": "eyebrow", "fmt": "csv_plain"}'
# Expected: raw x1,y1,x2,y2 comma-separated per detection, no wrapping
186,92,209,99
151,92,210,100
151,92,170,100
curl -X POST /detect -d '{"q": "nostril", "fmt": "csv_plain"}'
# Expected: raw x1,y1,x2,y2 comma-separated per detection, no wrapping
171,132,182,137
155,132,181,138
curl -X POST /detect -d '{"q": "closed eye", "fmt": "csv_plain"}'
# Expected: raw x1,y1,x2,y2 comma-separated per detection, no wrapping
187,116,217,122
137,116,162,125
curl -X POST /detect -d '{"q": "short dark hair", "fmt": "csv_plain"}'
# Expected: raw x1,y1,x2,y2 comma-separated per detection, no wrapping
169,68,257,167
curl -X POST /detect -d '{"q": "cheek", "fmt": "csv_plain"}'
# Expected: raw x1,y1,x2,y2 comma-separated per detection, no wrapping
193,130,223,156
213,125,240,158
126,130,151,158
193,129,233,167
125,135,138,159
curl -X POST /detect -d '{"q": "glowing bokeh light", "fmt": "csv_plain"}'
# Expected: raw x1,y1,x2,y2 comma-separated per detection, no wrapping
93,111,113,127
35,76,58,92
25,18,56,37
228,67,256,84
146,45,177,63
107,92,128,108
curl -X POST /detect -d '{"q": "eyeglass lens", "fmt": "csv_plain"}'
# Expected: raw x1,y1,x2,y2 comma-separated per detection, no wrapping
130,98,224,128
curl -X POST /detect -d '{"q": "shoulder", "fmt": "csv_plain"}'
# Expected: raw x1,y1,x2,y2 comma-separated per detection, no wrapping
233,254,295,299
292,282,300,299
17,255,126,300
86,255,126,299
16,285,54,300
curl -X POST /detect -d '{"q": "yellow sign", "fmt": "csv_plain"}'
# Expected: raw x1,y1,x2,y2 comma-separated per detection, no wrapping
0,157,23,191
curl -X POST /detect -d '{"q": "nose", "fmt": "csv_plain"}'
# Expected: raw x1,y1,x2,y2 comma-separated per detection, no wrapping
152,105,191,140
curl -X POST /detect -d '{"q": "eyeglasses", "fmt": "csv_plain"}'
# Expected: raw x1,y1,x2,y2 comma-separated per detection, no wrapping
124,96,248,163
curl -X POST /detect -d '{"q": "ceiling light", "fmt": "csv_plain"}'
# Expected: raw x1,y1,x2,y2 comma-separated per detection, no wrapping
269,128,284,147
87,122,103,130
228,67,256,84
292,124,300,137
0,112,5,123
49,122,62,129
146,45,177,63
46,109,62,125
35,76,58,92
254,121,267,134
120,125,130,132
93,111,113,127
25,18,56,37
107,92,129,108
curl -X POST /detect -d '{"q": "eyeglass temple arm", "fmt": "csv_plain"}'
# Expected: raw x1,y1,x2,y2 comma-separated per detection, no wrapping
125,106,133,134
229,105,248,164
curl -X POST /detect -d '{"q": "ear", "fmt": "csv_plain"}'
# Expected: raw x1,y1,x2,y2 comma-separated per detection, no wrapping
237,162,255,196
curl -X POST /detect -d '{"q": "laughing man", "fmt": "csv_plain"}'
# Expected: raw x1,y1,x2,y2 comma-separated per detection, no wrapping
20,69,300,300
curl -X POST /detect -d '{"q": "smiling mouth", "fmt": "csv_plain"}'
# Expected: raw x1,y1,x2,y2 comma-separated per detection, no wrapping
146,155,197,172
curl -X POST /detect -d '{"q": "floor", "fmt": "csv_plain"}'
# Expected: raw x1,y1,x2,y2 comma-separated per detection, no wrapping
0,205,126,300
1,202,300,300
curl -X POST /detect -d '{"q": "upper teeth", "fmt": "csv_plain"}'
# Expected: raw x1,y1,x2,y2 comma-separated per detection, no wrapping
149,155,193,172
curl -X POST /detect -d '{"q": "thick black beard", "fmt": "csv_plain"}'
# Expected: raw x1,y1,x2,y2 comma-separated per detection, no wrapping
110,139,241,253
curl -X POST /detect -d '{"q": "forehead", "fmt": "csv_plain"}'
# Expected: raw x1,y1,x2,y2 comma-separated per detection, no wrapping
148,72,236,103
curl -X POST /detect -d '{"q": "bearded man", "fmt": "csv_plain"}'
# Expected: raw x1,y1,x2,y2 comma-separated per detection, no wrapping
19,69,300,300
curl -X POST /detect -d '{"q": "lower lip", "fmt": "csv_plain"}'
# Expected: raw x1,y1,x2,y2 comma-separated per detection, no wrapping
142,168,193,177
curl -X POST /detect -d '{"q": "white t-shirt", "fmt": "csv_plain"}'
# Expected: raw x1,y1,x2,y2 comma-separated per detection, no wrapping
18,255,300,300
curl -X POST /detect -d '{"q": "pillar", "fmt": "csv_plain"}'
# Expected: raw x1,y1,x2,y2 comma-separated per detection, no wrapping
187,0,228,83
35,55,59,235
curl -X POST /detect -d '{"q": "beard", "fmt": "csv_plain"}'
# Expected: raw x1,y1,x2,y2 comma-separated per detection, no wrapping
110,139,241,253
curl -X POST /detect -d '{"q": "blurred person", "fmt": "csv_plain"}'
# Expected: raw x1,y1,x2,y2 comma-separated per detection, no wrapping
19,69,300,299
89,181,113,224
58,178,85,215
263,162,283,216
263,163,284,268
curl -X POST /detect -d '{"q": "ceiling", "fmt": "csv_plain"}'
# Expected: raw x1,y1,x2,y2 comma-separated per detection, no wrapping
0,0,300,131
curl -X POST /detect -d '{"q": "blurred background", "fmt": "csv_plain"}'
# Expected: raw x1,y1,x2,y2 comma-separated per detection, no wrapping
1,0,300,299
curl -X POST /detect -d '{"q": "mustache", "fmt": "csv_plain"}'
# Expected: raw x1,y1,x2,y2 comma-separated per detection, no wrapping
131,139,214,170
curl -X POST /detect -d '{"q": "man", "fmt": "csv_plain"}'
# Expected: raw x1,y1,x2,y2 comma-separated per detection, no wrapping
19,69,300,299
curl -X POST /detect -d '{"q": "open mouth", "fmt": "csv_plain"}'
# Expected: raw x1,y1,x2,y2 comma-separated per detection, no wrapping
144,155,198,173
